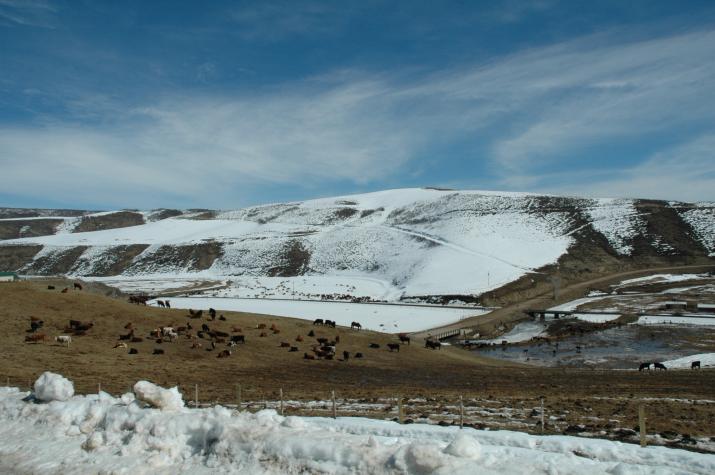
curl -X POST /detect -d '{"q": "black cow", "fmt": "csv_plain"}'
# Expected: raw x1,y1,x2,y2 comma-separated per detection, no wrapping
425,340,441,350
638,362,651,371
692,360,701,369
230,335,246,344
387,343,400,352
653,362,667,370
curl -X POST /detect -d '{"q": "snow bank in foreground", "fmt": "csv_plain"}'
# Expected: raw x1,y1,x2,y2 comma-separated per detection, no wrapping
33,372,74,402
661,353,715,369
2,375,714,474
133,381,184,411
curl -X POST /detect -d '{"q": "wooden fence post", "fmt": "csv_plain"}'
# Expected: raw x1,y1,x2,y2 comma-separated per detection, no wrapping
540,398,545,433
98,382,101,394
194,384,199,409
639,405,647,447
459,395,464,429
331,390,337,419
279,388,284,416
398,396,403,424
236,383,242,411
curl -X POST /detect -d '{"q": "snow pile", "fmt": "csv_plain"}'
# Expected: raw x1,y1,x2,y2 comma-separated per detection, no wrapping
2,376,715,474
133,381,184,411
33,372,74,402
661,353,715,369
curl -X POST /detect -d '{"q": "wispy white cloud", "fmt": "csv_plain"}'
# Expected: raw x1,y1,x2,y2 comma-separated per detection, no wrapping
539,134,715,202
0,0,57,28
2,26,715,207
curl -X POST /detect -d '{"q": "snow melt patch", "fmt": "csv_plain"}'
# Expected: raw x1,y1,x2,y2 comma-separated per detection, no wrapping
133,381,184,411
33,372,74,402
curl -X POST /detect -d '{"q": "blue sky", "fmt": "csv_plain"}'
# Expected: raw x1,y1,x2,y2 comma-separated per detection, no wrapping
1,0,715,209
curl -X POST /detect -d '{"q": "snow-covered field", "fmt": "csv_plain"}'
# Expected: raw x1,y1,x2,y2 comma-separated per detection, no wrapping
161,297,487,333
661,353,715,369
2,373,714,475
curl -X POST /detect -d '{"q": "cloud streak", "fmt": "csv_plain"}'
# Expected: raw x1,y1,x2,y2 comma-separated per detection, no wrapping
2,26,715,207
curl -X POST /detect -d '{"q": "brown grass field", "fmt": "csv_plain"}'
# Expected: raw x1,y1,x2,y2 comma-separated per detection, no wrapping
1,281,715,443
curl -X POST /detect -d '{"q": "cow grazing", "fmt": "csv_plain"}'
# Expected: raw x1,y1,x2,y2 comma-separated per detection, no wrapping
129,348,138,354
369,343,380,349
325,320,336,328
61,287,68,293
289,346,298,352
25,333,47,343
280,342,290,348
692,360,701,369
398,334,411,345
387,343,400,352
29,321,44,332
317,337,328,344
124,322,134,330
153,348,165,355
638,362,651,371
47,285,55,290
313,319,324,326
217,349,231,358
259,332,268,337
304,353,315,360
219,315,226,321
165,300,171,308
231,326,243,333
157,300,166,308
230,335,246,344
296,335,304,342
209,308,217,320
654,362,667,370
188,309,202,318
201,324,210,333
355,352,363,358
55,335,72,346
425,340,441,350
73,282,83,291
113,342,127,349
257,323,267,330
351,321,362,330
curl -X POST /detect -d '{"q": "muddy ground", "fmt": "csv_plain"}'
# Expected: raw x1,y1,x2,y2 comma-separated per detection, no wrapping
1,281,714,452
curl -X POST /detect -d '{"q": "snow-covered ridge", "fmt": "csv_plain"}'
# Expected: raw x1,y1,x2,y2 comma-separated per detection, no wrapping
2,188,714,299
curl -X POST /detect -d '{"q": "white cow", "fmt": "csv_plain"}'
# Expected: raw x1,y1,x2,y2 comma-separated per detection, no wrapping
55,335,72,347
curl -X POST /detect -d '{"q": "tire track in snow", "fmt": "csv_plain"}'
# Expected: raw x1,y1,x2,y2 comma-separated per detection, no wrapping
379,225,536,272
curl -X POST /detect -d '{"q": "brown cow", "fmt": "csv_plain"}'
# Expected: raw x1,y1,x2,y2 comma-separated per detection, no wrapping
296,335,304,342
259,332,268,337
217,349,231,358
25,333,47,343
257,323,267,330
304,353,315,360
280,342,290,348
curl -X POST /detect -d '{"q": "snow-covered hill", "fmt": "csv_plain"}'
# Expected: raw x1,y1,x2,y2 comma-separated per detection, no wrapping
1,189,713,300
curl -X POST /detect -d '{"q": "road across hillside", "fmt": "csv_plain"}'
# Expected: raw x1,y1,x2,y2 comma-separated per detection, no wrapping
412,264,715,340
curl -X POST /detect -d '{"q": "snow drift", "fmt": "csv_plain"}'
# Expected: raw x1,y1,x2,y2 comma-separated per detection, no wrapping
33,371,74,402
1,375,714,474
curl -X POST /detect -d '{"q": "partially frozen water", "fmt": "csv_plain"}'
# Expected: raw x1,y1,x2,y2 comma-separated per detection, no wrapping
473,325,714,369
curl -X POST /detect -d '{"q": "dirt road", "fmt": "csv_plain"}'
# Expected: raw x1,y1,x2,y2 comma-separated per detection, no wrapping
412,264,715,339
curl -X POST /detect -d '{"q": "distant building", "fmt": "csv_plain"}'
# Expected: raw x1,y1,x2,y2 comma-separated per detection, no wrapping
697,303,715,313
662,301,687,311
0,272,19,282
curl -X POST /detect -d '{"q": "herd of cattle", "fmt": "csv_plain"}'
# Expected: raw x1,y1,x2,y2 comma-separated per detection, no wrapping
22,289,446,360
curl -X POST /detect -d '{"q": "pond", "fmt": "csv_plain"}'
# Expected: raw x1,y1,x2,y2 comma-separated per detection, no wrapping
472,324,715,369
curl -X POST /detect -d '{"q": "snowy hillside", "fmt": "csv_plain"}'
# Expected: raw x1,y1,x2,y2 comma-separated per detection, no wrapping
1,189,714,300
